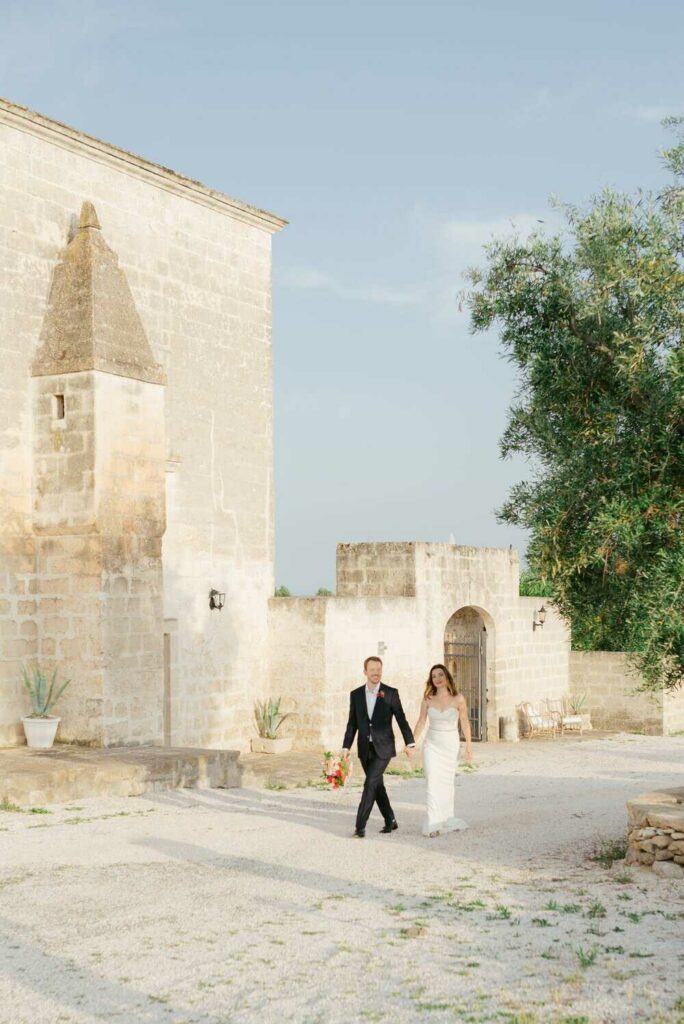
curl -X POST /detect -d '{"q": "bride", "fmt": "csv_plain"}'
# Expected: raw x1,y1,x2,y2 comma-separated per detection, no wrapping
412,664,473,837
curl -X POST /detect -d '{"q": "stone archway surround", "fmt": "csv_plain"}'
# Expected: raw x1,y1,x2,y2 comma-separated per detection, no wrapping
443,605,496,741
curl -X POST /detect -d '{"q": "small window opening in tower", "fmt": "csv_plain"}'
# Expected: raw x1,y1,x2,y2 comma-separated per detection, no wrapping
53,394,65,420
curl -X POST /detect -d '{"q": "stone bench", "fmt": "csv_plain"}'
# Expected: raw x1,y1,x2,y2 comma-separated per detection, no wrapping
626,787,684,879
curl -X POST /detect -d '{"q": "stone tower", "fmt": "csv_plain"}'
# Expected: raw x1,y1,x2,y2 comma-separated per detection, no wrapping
30,202,166,745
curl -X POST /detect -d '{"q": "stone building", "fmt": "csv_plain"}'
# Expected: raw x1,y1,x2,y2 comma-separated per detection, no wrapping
270,541,572,749
2,98,682,752
0,98,285,748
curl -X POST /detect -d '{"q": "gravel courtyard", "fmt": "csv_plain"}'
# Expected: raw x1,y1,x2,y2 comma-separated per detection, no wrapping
1,734,683,1024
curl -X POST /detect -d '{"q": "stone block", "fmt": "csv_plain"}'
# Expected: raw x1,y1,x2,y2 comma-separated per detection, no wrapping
653,860,684,879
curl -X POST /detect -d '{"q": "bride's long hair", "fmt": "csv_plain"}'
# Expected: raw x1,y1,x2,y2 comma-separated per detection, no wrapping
423,663,458,699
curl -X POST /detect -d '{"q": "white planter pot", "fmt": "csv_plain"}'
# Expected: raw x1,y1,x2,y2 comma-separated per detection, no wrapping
22,716,60,749
251,736,292,754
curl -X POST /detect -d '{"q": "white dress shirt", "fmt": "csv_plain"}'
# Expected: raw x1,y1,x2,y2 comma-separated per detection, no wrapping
365,682,381,719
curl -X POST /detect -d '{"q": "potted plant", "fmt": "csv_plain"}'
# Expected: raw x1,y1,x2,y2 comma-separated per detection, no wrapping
251,697,296,753
565,692,592,732
21,666,71,749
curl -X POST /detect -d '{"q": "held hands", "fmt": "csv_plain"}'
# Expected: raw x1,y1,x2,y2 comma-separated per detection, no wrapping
404,745,415,759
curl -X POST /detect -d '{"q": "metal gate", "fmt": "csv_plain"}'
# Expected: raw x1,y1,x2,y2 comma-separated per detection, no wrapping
444,631,487,741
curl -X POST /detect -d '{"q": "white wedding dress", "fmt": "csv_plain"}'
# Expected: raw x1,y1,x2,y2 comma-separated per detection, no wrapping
422,706,469,836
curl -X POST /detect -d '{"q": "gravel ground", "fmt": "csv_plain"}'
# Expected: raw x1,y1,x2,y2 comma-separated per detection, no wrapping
1,733,683,1024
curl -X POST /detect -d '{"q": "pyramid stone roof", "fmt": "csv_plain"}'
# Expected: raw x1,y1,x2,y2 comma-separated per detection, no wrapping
32,202,164,385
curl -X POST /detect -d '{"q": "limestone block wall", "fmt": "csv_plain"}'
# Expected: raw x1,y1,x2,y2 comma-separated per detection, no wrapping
268,597,327,748
268,594,427,751
663,689,684,736
570,651,684,735
322,595,429,751
414,543,522,740
505,596,571,713
336,542,417,597
0,537,36,746
0,99,284,748
29,371,166,745
266,543,577,750
330,543,566,741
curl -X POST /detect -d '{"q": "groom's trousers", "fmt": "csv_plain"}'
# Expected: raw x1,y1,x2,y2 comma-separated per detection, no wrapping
356,743,394,831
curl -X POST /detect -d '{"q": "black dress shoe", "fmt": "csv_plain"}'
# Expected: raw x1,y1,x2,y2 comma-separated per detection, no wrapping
380,820,398,833
353,828,365,838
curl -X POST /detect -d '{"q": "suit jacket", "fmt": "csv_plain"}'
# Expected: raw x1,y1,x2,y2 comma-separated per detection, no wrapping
342,684,415,761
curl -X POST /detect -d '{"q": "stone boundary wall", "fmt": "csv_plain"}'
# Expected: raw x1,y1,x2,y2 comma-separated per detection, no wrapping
626,787,684,879
336,542,417,598
570,651,684,735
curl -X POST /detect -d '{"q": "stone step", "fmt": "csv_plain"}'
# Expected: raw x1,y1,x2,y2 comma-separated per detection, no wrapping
0,745,241,807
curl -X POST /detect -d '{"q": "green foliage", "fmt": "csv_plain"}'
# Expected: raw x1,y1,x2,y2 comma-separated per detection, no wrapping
589,837,627,867
519,569,553,597
575,945,599,968
21,665,71,718
316,587,334,596
253,697,296,739
465,118,684,692
0,798,23,813
274,586,291,597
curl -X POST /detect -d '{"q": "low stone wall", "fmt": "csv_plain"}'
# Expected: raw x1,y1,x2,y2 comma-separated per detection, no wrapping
570,651,684,735
626,787,684,879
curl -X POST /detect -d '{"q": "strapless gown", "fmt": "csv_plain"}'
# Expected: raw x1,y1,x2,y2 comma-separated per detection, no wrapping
422,706,469,836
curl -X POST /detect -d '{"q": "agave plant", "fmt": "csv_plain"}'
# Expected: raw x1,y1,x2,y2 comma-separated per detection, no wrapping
21,666,71,718
565,692,587,715
254,697,296,740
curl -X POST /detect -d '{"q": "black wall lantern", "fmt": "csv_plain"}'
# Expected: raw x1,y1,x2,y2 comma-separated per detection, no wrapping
532,604,547,631
209,589,225,611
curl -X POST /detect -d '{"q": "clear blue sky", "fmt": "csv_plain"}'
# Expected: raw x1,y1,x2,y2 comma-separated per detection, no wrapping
3,1,682,593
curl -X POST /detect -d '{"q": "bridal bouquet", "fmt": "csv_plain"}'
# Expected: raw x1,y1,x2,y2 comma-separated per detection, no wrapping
322,751,352,789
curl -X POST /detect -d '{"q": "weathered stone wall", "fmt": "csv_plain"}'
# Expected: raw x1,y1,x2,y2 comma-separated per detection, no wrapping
268,597,327,748
336,542,417,597
0,99,284,748
323,595,428,751
27,367,166,745
568,651,684,735
663,688,684,736
508,596,571,712
267,542,573,750
267,594,427,750
0,537,36,746
413,544,570,738
626,787,684,879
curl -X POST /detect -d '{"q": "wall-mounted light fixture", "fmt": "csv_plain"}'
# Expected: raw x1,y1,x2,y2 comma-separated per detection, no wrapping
377,641,387,656
532,604,547,631
209,589,225,611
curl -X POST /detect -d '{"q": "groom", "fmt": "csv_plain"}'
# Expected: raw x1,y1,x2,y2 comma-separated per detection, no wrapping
341,656,416,837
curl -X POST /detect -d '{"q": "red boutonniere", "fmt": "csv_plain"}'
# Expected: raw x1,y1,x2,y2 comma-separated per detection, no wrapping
378,690,385,700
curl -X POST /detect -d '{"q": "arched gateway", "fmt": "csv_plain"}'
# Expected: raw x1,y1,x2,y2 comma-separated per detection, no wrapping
444,607,489,741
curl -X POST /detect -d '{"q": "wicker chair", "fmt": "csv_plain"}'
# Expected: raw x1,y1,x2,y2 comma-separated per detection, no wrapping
516,701,557,738
545,699,583,735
